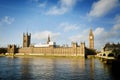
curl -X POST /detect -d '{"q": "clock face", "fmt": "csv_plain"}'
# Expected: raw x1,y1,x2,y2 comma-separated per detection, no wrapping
90,36,92,39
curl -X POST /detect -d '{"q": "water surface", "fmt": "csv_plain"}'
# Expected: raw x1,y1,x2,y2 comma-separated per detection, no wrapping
0,57,115,80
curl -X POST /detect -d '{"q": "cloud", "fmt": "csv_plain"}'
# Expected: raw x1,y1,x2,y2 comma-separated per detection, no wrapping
32,30,61,40
112,24,120,31
93,15,120,50
59,22,79,32
115,14,120,23
38,2,47,8
0,16,15,25
46,0,77,15
94,27,105,37
69,35,86,42
112,14,120,32
69,29,89,45
88,0,119,17
31,0,47,8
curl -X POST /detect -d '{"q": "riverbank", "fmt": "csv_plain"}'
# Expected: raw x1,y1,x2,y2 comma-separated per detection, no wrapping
0,54,86,59
0,54,5,56
0,53,86,58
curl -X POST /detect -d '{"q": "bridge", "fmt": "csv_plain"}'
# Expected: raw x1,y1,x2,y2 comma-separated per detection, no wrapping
96,50,115,63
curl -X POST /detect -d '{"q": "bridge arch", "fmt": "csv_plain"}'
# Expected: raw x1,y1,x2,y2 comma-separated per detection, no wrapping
108,53,114,57
100,54,102,56
103,53,106,56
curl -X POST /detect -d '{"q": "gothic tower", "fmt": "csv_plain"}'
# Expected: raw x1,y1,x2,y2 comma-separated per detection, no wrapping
89,29,94,49
47,35,50,44
23,32,31,47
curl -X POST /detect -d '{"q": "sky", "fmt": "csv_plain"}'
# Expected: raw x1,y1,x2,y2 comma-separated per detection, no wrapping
0,0,120,50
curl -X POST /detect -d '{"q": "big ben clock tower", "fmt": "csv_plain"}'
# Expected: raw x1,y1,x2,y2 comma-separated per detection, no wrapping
89,29,94,49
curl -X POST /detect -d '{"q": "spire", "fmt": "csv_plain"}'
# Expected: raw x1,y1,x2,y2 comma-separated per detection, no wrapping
47,35,50,44
26,32,28,36
89,28,93,35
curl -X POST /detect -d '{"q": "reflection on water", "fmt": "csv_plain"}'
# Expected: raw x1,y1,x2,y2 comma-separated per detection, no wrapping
0,56,116,80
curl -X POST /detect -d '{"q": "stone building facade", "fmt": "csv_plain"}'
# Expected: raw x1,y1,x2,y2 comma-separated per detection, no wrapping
18,42,85,56
7,29,94,57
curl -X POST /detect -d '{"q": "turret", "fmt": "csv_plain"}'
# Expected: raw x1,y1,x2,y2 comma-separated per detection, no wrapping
72,42,77,48
23,32,31,47
47,35,50,44
7,44,17,53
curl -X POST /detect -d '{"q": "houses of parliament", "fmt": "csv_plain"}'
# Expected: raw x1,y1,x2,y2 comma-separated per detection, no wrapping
7,29,94,57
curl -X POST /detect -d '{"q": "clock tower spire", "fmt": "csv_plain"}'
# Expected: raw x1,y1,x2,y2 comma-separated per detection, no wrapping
89,28,94,49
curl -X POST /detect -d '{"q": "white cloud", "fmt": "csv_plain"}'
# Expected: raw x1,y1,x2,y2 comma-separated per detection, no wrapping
32,30,61,40
46,0,77,15
31,0,47,8
59,22,79,32
69,29,89,46
115,14,120,23
113,24,120,31
0,16,15,25
88,0,119,17
46,6,68,15
38,2,47,8
112,14,120,32
94,27,104,36
69,35,87,42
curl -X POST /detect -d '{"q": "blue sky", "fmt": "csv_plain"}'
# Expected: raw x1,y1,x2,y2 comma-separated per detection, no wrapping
0,0,120,50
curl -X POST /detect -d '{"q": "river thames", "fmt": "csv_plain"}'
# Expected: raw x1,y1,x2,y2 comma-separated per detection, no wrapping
0,56,118,80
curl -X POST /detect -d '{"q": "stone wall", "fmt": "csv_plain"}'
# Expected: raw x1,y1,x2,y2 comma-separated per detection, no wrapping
17,43,85,57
